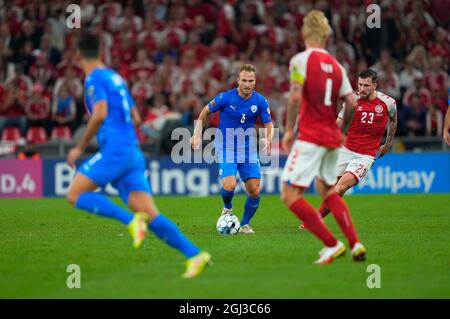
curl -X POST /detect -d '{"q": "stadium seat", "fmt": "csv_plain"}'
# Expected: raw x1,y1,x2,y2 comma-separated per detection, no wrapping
1,126,21,142
26,126,48,144
51,125,72,141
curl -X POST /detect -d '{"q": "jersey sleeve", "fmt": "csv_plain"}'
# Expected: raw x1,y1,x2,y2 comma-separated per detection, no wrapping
207,92,226,113
289,53,307,85
338,64,353,98
259,96,272,123
387,97,397,118
85,78,108,113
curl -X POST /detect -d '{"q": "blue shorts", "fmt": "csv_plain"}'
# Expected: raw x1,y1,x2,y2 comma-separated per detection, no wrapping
218,160,261,181
78,148,152,204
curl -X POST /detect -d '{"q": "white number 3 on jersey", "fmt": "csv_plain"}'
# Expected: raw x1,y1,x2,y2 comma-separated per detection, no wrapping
240,113,246,123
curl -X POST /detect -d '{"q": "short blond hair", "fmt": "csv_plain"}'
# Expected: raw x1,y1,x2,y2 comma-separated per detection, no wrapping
239,64,256,75
301,10,331,45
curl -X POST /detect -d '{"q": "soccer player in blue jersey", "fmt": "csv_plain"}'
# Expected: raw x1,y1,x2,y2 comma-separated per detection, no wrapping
65,33,211,278
191,64,274,234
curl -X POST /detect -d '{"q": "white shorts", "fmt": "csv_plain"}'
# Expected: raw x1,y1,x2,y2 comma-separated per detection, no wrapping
336,147,375,182
282,140,339,187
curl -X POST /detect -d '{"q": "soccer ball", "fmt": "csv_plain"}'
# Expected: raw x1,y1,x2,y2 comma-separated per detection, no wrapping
216,213,240,235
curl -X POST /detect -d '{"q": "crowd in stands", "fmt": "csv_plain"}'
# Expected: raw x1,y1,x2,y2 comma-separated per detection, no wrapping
0,0,449,154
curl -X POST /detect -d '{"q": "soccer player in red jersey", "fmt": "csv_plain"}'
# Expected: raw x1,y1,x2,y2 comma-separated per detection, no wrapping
281,10,366,264
306,69,398,222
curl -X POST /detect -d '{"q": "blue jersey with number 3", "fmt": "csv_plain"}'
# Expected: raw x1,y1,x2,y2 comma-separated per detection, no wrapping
84,68,137,154
208,88,271,161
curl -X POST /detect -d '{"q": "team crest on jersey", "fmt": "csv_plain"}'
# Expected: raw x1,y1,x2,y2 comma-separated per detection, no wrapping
87,85,94,97
251,105,257,113
375,105,384,113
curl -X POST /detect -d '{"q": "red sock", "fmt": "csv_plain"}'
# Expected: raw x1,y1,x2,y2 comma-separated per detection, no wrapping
324,192,359,248
289,199,337,247
318,201,331,218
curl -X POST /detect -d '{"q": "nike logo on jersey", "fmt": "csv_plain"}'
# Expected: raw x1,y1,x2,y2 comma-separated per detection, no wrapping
229,105,236,110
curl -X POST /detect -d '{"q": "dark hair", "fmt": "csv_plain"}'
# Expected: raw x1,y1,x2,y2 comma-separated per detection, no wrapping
359,69,378,82
77,32,100,59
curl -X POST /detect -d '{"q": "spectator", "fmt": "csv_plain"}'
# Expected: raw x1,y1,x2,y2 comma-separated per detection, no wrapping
424,56,448,114
0,70,32,135
51,82,77,133
402,73,432,108
399,93,427,136
25,83,51,135
426,104,443,137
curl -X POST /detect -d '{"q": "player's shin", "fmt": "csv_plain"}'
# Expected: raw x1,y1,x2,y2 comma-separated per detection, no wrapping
75,192,134,224
149,214,201,258
220,187,234,209
289,198,338,247
241,196,260,226
324,193,359,248
318,201,331,218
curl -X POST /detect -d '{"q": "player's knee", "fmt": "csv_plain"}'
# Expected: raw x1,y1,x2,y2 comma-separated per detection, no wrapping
66,191,79,206
222,181,236,192
247,187,260,198
280,190,293,206
334,184,348,196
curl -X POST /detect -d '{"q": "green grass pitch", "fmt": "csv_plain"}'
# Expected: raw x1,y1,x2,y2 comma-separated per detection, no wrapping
0,194,449,298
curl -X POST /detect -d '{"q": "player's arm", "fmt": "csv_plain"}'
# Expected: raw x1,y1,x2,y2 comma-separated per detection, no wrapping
336,100,345,129
378,107,398,158
67,100,107,167
340,94,355,134
131,107,142,127
282,82,302,151
191,105,211,149
263,122,274,156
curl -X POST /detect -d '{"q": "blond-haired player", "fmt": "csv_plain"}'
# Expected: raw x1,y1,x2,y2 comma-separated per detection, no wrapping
281,10,366,264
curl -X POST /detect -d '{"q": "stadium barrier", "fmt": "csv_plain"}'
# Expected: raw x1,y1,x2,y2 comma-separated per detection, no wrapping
0,152,449,198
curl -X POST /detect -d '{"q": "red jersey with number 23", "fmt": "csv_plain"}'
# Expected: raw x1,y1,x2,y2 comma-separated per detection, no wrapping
342,91,397,157
289,48,353,148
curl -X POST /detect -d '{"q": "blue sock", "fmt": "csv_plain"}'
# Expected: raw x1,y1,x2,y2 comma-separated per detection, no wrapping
75,192,134,225
241,196,260,226
149,214,200,258
221,187,234,209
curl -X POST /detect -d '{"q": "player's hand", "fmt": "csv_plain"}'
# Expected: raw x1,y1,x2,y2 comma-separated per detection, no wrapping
282,130,294,152
444,129,450,146
190,134,201,150
67,146,83,168
261,138,271,156
378,143,391,158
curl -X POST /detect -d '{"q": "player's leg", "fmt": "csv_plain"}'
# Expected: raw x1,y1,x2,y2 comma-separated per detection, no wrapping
67,166,135,226
119,165,211,278
219,163,238,214
281,141,344,264
317,149,366,261
317,148,351,218
239,160,261,233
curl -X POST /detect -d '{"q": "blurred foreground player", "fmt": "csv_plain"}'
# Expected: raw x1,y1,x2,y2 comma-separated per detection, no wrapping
280,10,366,264
66,33,211,278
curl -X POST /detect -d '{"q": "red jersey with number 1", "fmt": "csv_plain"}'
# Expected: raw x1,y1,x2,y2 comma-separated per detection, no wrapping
343,91,397,157
289,48,353,148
